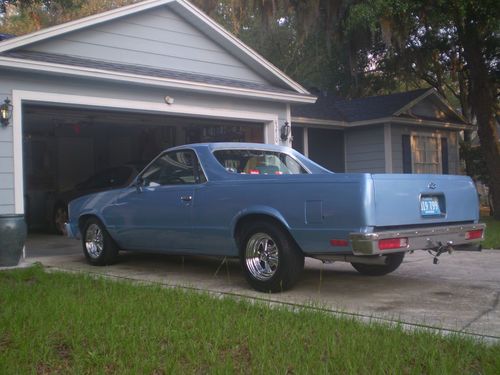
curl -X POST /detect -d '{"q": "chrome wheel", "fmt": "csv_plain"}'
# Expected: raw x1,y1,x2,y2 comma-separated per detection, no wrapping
245,233,279,281
85,223,104,259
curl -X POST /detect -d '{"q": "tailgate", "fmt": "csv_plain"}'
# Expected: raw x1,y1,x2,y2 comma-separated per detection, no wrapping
369,174,479,227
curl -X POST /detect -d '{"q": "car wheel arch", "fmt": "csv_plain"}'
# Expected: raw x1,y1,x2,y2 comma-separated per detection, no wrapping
233,213,303,255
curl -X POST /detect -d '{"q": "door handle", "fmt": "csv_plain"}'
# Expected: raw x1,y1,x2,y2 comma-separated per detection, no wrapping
181,195,192,202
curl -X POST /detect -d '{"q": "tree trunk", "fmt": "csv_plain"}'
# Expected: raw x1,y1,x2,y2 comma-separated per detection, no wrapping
460,24,500,219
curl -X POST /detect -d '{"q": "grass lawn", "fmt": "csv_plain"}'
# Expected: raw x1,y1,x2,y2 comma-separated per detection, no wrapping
481,216,500,249
1,266,499,374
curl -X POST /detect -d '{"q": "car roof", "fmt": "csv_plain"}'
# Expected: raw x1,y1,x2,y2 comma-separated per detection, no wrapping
166,142,291,153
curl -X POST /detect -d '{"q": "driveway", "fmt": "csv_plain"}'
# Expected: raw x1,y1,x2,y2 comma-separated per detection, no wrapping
24,233,500,341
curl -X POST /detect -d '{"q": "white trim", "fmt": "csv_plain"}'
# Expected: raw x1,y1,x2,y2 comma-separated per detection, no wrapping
394,88,468,124
0,57,315,104
384,123,393,173
410,131,442,174
292,116,346,127
393,89,435,116
303,127,309,157
0,0,309,95
11,93,23,214
11,89,279,214
292,115,471,130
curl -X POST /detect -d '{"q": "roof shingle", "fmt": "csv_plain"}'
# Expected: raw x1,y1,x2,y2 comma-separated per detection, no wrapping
292,89,430,122
2,50,311,97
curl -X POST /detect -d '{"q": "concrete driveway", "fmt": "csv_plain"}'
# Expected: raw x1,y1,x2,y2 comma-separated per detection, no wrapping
24,233,500,341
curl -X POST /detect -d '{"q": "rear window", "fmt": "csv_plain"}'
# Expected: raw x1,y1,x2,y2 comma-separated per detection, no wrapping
213,149,308,175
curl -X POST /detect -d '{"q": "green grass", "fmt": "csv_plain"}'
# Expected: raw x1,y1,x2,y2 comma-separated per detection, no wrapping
481,216,500,249
1,266,499,374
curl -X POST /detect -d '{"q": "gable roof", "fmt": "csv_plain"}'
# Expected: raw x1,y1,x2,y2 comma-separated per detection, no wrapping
2,50,296,95
0,0,314,102
292,88,470,127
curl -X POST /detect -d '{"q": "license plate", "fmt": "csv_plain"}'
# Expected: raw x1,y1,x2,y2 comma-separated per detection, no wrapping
420,197,441,216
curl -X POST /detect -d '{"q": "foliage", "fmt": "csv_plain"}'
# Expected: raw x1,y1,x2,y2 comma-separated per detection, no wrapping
344,0,500,217
481,215,500,249
0,0,138,34
460,142,490,186
1,265,499,373
0,0,498,215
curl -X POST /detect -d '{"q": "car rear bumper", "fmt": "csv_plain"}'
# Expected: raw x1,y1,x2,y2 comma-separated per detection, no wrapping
349,223,486,256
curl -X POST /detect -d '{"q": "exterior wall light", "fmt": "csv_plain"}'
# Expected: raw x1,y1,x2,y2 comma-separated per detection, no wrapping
280,121,290,141
1,98,13,127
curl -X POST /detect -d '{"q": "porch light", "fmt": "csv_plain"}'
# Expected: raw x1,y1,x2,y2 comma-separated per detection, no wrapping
280,121,290,141
1,98,13,127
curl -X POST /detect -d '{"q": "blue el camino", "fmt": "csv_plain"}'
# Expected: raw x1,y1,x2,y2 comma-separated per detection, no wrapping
66,143,485,292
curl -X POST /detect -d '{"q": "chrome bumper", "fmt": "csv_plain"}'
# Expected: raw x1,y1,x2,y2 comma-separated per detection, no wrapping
350,223,486,256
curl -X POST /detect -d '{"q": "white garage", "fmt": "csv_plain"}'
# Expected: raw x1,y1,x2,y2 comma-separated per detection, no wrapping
0,0,314,230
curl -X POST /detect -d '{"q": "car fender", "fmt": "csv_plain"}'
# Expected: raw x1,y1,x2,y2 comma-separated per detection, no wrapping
230,205,291,240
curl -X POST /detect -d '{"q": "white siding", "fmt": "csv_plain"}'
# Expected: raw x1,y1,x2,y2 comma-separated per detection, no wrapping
345,126,386,173
25,6,269,84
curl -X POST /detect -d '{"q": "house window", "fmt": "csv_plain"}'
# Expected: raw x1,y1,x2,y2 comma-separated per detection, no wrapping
411,135,441,174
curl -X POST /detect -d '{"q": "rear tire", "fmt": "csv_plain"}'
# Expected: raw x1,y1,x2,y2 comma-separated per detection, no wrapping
351,252,405,276
239,221,304,293
82,217,118,266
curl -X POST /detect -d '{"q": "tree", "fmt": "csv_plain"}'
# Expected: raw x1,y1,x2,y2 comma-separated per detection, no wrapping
0,0,137,34
346,0,500,217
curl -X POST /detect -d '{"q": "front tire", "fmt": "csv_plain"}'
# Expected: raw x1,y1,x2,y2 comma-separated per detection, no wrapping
82,218,118,266
239,221,304,293
351,252,405,276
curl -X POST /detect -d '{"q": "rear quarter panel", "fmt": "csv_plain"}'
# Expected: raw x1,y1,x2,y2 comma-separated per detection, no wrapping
191,174,371,256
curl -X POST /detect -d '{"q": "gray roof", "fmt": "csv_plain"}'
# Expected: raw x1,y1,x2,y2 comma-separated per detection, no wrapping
292,89,430,122
1,50,311,97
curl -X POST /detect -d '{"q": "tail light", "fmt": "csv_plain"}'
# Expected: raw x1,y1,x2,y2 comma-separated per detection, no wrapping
378,237,408,250
465,229,483,240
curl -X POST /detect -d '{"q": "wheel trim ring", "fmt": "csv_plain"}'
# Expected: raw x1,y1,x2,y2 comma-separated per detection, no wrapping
245,233,279,281
85,224,104,259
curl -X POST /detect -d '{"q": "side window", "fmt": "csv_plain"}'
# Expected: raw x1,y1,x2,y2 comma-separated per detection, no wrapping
141,150,206,186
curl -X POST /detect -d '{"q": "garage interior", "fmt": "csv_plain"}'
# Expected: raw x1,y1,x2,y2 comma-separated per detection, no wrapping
22,103,264,232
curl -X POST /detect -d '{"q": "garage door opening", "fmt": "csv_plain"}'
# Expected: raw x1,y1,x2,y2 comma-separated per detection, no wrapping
22,103,264,233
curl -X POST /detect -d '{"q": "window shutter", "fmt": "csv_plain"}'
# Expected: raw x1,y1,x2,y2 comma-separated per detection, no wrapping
441,137,449,174
402,135,412,173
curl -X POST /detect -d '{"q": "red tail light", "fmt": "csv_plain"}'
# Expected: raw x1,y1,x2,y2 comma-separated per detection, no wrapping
330,239,349,247
465,229,483,240
378,237,408,250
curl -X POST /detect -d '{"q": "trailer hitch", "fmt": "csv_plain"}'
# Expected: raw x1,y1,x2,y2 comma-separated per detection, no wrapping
428,241,454,264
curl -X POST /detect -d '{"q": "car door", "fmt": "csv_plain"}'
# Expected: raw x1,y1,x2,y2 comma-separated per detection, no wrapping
106,150,204,252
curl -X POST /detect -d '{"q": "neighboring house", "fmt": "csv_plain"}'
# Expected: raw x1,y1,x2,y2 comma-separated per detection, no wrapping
0,0,314,217
291,88,472,174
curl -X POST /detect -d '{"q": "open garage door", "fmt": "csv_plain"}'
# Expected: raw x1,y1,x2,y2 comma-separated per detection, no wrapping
22,104,264,232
